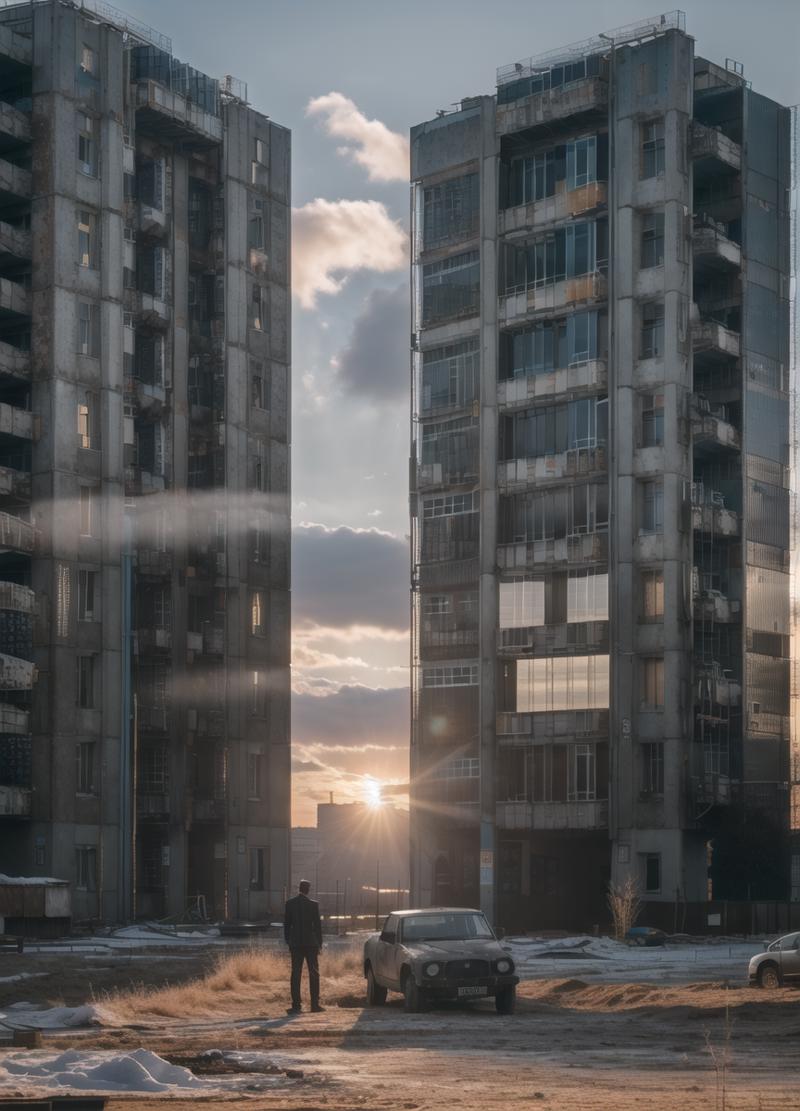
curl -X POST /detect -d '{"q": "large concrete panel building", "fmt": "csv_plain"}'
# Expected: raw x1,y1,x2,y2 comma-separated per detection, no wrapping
0,0,291,924
410,13,795,931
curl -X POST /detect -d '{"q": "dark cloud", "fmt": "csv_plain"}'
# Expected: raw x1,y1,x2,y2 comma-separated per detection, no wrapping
336,283,409,401
293,683,409,750
292,524,409,630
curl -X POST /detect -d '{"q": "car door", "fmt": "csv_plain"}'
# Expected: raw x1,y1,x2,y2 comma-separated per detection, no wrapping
778,932,800,980
374,914,400,987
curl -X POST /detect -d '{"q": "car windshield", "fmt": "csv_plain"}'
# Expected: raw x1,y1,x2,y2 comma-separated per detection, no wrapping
401,913,495,942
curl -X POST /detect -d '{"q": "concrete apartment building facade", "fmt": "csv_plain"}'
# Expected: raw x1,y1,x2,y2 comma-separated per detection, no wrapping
0,0,291,924
410,12,794,931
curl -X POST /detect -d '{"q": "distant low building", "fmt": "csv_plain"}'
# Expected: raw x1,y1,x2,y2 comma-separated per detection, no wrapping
312,802,410,917
290,826,320,893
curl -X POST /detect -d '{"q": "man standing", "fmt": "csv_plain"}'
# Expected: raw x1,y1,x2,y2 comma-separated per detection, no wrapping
284,879,324,1014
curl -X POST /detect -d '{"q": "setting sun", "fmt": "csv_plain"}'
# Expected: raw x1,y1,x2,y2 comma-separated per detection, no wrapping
364,777,383,809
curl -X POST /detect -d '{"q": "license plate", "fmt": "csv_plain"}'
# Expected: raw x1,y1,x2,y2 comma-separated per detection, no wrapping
458,985,488,997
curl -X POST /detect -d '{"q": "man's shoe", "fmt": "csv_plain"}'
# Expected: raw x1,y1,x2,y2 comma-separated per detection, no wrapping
311,1004,325,1013
286,1005,301,1014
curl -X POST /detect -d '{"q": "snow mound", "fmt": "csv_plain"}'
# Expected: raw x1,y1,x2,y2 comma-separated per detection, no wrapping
0,1002,117,1029
0,1048,289,1094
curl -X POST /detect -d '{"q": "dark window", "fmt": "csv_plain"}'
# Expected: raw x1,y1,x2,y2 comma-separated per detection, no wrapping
644,852,661,893
641,391,664,446
249,847,265,890
641,742,664,794
641,212,665,268
641,120,665,178
423,173,479,248
640,302,664,359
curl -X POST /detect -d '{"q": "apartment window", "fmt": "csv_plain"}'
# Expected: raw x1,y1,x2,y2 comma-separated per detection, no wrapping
75,846,97,890
641,570,664,619
641,391,664,446
251,361,266,409
79,569,97,621
643,852,661,893
140,743,169,793
77,302,100,358
640,212,665,268
77,741,96,794
77,654,95,708
77,113,97,176
421,339,479,412
251,670,266,716
423,173,479,247
139,245,165,299
138,157,165,211
422,491,478,519
422,664,479,688
80,45,96,75
79,486,97,537
641,480,664,534
78,210,97,268
516,655,609,713
422,250,480,325
255,138,265,164
424,595,450,617
640,302,664,359
567,135,597,190
499,579,545,628
641,120,665,178
568,743,595,801
247,751,262,799
567,570,609,623
441,758,479,779
641,742,664,795
251,590,264,636
249,847,265,891
77,391,99,449
248,212,265,251
251,516,268,563
251,441,266,492
250,284,267,331
642,657,665,709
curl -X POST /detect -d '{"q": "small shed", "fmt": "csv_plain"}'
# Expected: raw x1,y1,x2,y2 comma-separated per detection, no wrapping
0,873,71,937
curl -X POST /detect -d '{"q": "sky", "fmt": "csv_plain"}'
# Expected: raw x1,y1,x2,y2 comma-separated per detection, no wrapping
122,0,799,824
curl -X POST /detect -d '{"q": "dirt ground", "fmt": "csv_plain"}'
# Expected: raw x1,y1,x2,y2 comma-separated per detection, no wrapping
2,948,800,1109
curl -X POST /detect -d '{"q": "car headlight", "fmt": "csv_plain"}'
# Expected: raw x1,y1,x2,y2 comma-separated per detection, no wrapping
496,958,513,974
423,962,441,977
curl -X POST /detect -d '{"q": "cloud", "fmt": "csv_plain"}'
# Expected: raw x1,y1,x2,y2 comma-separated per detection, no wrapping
291,758,328,774
292,523,409,631
292,198,407,309
306,92,408,183
336,284,409,402
293,683,409,750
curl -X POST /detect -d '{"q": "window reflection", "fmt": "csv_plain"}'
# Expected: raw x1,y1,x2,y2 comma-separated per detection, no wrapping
516,654,609,712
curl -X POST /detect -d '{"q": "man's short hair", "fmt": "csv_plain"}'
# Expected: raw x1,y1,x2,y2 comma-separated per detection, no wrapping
298,879,311,894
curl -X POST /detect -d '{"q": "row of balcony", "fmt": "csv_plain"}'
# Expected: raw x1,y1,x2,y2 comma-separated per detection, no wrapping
136,624,224,657
137,792,226,823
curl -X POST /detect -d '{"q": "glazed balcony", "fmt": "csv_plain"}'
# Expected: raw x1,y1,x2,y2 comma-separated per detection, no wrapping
496,76,608,139
496,798,608,831
690,121,741,174
497,620,608,656
0,700,28,732
497,530,608,571
496,708,608,740
0,582,34,614
499,272,607,327
0,783,30,817
498,359,606,409
499,181,607,236
136,548,172,577
135,80,223,146
498,445,606,490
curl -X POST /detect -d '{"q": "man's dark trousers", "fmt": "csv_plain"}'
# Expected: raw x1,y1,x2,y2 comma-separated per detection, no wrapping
290,946,320,1009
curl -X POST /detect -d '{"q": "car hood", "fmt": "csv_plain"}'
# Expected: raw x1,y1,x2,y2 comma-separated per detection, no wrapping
403,940,508,961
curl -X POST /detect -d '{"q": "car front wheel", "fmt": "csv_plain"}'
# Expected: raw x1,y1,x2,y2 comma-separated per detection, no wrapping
366,966,387,1006
757,963,781,990
403,972,426,1013
495,984,516,1014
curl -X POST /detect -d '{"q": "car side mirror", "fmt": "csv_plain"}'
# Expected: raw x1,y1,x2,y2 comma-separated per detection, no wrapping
495,927,505,940
380,931,396,944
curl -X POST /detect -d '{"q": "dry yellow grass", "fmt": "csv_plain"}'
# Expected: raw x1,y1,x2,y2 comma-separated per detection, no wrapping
107,945,364,1020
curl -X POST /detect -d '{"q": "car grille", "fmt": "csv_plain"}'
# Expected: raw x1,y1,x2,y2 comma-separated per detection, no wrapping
446,959,490,980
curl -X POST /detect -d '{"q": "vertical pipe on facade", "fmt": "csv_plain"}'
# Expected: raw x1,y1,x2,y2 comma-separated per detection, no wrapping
119,508,134,922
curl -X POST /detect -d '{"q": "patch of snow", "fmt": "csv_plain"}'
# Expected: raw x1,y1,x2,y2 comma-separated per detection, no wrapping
0,1048,289,1094
0,873,67,886
0,1003,117,1029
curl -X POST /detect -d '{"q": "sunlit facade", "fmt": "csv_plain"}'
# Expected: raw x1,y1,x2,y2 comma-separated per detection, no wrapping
0,1,290,923
410,14,793,931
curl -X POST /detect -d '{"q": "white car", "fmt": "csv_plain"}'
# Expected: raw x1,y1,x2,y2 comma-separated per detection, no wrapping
748,931,800,988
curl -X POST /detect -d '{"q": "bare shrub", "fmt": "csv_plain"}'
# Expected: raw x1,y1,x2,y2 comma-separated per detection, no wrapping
704,988,735,1111
606,876,642,941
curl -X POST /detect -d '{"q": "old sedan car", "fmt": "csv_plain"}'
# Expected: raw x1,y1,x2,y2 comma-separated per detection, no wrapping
749,931,800,988
363,908,518,1013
